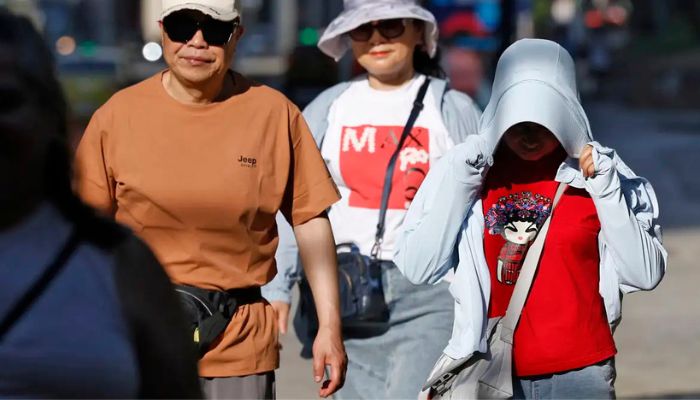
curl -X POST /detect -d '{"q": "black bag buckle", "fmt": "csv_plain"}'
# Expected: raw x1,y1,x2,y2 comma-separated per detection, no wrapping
432,372,456,397
211,291,237,317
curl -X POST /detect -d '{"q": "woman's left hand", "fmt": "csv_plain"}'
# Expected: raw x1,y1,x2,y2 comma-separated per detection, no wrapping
270,301,290,335
580,142,620,197
579,144,596,178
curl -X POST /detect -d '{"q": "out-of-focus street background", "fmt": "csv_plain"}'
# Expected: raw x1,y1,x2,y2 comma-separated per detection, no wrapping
3,0,698,398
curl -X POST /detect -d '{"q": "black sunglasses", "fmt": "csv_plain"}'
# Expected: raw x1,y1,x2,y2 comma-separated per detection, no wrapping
163,11,239,46
348,19,408,42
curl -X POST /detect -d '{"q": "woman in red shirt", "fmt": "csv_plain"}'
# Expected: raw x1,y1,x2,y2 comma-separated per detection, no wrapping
395,39,667,399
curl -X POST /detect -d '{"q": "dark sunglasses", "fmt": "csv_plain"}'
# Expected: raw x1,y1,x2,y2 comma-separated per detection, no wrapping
348,19,408,42
162,12,239,46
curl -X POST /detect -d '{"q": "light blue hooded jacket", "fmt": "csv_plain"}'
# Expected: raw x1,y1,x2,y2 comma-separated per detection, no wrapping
393,39,668,360
262,76,482,303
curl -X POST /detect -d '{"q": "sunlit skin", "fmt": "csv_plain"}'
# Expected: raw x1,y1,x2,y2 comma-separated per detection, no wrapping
503,122,597,176
159,10,244,104
350,19,424,90
579,144,597,178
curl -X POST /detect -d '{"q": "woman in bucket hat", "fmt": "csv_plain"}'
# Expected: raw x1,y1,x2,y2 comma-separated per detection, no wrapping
263,0,482,398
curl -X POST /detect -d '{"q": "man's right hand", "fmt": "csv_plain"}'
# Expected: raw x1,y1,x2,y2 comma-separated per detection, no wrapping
312,325,347,398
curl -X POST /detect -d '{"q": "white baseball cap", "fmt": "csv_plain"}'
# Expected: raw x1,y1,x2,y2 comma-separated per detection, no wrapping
161,0,241,22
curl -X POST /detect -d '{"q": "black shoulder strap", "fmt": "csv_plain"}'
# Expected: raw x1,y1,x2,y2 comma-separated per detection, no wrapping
0,230,80,341
371,77,431,259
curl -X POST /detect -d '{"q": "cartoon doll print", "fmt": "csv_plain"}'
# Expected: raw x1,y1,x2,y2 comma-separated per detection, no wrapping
485,192,553,285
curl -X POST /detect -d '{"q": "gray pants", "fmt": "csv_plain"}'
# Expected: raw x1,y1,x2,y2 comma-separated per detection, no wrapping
335,263,454,399
514,359,616,399
200,371,275,400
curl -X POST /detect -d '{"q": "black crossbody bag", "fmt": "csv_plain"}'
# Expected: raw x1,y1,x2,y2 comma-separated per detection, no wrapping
296,78,432,346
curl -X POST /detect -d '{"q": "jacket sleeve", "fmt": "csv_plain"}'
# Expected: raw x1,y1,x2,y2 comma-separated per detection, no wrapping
261,213,300,304
394,135,493,284
113,235,202,399
585,142,668,292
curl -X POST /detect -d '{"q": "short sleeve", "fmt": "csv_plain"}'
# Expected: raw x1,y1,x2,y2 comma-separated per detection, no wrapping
74,107,116,216
280,107,340,226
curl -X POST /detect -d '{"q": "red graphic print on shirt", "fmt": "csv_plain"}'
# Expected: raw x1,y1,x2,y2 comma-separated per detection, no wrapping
484,192,553,284
339,125,430,210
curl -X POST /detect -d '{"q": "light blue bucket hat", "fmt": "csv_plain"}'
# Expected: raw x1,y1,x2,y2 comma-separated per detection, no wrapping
318,0,439,61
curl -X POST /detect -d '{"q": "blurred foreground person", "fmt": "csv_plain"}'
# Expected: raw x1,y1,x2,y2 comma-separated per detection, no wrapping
396,39,667,399
0,9,201,398
75,0,346,398
264,0,481,398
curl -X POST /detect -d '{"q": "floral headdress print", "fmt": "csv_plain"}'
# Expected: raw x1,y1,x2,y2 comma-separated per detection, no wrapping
486,192,552,234
485,192,553,285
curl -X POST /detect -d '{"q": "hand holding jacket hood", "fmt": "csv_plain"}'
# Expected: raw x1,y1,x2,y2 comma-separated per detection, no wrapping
394,39,668,360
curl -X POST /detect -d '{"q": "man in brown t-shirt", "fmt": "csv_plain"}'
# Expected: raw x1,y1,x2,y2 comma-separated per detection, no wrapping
74,0,346,398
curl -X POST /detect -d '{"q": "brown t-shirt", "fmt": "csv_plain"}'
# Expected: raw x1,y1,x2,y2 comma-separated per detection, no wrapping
75,71,340,377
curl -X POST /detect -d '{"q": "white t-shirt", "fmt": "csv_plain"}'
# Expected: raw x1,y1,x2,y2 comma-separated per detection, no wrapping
322,75,454,260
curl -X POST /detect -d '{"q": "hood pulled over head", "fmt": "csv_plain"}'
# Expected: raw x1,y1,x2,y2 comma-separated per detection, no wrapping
479,39,592,158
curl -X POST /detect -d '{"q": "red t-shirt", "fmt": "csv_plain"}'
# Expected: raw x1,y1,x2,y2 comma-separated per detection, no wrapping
482,145,616,377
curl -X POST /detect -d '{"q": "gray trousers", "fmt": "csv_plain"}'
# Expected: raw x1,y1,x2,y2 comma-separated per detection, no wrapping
200,371,275,400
